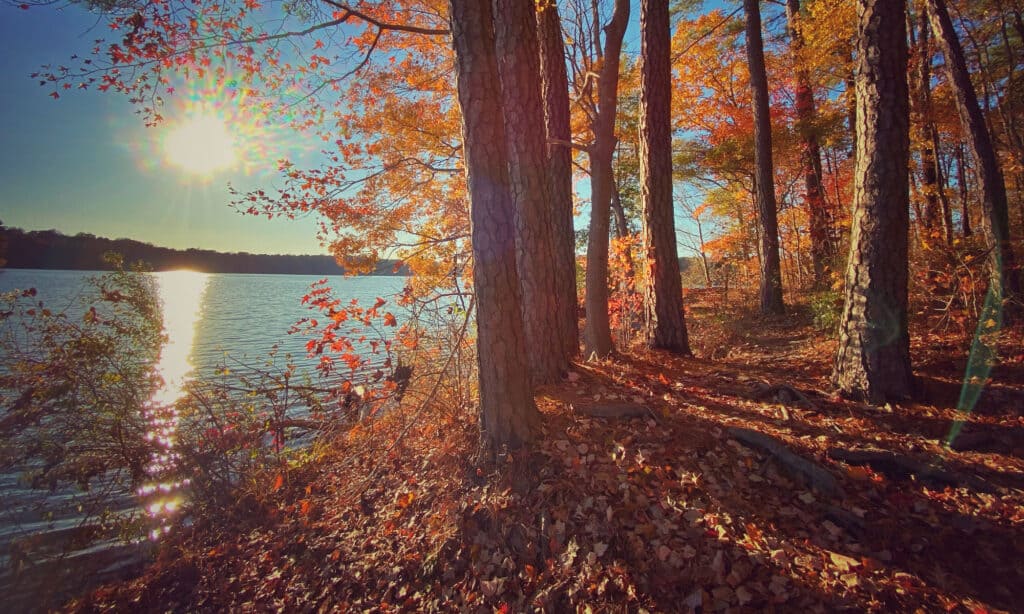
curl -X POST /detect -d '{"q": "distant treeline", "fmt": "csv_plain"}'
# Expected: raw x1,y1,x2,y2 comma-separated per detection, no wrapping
0,227,408,276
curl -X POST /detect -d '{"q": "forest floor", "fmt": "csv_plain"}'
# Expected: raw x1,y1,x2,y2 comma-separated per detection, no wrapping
69,289,1024,613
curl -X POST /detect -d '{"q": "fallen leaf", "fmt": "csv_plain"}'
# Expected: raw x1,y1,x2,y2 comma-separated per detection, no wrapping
828,551,861,572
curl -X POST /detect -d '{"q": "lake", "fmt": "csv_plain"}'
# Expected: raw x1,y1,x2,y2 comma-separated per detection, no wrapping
0,269,408,611
0,269,409,380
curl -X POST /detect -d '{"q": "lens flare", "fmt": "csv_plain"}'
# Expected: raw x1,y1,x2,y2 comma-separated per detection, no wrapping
163,112,238,177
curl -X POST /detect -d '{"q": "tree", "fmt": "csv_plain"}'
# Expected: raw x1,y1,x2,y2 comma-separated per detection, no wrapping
925,0,1022,320
785,0,833,288
640,0,690,353
743,0,785,314
537,0,580,365
832,0,914,403
493,0,570,384
908,2,953,245
580,0,630,360
448,0,539,447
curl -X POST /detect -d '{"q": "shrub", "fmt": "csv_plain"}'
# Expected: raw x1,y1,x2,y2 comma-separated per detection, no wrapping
808,290,843,333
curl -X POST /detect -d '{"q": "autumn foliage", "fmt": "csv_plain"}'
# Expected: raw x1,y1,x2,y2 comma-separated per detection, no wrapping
7,0,1024,610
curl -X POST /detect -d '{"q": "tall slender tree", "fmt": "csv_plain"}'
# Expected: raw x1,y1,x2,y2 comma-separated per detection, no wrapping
582,0,630,359
833,0,914,403
925,0,1022,320
537,0,580,364
909,2,950,243
640,0,690,353
743,0,785,314
786,0,832,288
493,0,569,385
449,0,539,448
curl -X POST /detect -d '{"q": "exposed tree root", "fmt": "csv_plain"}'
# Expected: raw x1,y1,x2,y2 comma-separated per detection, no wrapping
727,426,842,497
826,447,998,492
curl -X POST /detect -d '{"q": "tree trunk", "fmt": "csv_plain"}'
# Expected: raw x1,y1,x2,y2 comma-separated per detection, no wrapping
611,187,630,240
449,0,539,448
957,142,972,237
639,0,691,354
934,129,955,245
909,4,942,237
583,0,629,360
537,0,580,364
743,0,785,314
832,0,914,403
846,69,857,156
926,0,1022,320
493,0,569,385
786,0,832,289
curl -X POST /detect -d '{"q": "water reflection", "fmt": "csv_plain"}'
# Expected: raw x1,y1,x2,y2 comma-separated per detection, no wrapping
139,271,210,539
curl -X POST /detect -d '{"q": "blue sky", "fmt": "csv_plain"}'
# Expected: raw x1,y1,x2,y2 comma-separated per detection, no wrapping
0,1,732,256
0,4,325,255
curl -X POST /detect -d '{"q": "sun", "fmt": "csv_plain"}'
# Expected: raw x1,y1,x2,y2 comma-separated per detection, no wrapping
162,112,238,177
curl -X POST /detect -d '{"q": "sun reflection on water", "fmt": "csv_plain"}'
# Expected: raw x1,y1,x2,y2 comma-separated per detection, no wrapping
139,271,210,538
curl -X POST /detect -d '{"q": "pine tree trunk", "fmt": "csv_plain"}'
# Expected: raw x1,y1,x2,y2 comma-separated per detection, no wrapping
832,0,914,403
449,0,539,448
786,0,832,289
743,0,785,314
583,0,629,360
926,0,1022,320
537,0,580,364
493,0,569,385
639,0,691,354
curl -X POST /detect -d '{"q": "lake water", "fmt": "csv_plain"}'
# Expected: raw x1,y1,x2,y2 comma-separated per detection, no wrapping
1,269,409,379
0,269,408,610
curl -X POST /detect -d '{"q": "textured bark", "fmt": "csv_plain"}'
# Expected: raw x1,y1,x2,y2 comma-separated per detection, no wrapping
926,0,1022,319
449,0,539,448
537,0,580,364
583,0,629,360
832,0,914,403
786,0,832,289
743,0,785,314
639,0,691,354
493,0,568,385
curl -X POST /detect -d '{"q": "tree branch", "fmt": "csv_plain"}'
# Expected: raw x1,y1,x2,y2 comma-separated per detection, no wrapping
320,0,450,36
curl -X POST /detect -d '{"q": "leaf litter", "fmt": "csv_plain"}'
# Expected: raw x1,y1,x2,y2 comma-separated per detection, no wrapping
69,293,1024,613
